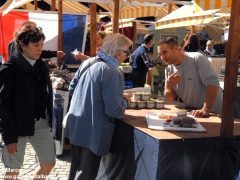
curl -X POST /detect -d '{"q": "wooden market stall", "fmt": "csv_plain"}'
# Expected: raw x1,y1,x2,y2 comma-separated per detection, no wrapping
1,0,240,179
101,0,240,180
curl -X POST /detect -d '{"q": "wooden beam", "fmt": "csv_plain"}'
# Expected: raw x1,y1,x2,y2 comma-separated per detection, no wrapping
73,0,191,5
34,0,38,10
23,4,27,9
90,3,97,57
191,25,195,33
51,0,56,11
57,0,63,66
132,21,137,48
167,3,173,14
113,0,120,33
221,0,240,137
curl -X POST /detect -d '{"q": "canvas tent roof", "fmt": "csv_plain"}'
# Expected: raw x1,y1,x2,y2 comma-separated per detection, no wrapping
0,0,180,18
0,0,32,15
0,0,89,14
155,4,222,29
194,0,232,10
104,18,149,34
98,2,178,19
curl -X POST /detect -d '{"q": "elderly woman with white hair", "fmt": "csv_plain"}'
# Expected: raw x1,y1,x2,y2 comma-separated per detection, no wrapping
204,40,216,56
64,33,133,180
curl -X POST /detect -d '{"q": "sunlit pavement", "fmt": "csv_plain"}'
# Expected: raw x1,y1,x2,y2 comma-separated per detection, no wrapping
0,143,70,180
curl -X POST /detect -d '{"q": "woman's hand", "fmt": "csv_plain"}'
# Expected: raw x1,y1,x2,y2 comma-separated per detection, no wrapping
74,52,88,61
123,92,132,105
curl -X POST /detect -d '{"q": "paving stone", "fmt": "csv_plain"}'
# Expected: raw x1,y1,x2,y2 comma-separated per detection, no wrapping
0,143,70,179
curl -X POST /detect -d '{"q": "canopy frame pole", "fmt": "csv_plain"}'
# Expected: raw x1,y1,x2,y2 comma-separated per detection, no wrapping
113,0,120,33
34,0,38,10
57,0,63,66
51,0,56,11
221,0,240,136
90,3,97,57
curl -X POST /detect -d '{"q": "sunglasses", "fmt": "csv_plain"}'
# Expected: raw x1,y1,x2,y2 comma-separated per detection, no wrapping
119,49,131,57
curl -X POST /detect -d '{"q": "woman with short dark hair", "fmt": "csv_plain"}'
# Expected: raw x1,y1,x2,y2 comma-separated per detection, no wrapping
0,26,55,180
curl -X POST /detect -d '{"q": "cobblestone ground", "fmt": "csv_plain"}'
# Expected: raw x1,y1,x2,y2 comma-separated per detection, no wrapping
0,143,70,180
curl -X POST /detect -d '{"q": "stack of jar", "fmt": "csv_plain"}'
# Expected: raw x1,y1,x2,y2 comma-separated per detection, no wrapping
128,92,165,109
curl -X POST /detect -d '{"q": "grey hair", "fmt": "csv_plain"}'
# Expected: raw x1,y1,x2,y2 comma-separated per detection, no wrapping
101,33,133,57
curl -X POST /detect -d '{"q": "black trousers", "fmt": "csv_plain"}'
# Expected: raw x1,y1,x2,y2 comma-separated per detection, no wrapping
131,70,147,87
68,145,101,180
102,121,136,180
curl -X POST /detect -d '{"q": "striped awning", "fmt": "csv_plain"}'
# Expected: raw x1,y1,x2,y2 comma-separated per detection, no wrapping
104,18,148,29
120,4,178,19
72,0,191,5
204,9,230,44
156,15,217,29
156,5,219,29
185,26,203,32
194,0,232,10
0,0,33,15
98,3,178,19
104,18,149,34
0,0,89,15
104,18,135,29
22,3,41,11
44,0,89,14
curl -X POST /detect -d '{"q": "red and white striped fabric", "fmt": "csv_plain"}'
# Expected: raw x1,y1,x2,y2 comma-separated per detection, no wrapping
0,11,58,62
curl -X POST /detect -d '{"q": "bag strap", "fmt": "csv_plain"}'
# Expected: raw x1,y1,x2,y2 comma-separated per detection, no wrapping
79,58,103,78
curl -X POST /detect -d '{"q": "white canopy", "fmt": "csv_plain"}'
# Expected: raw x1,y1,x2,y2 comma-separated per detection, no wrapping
156,4,221,29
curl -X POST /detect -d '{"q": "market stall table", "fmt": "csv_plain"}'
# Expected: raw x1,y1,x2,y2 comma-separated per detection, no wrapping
100,102,240,180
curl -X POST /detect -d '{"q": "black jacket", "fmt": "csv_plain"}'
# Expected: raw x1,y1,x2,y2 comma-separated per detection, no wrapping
0,49,53,145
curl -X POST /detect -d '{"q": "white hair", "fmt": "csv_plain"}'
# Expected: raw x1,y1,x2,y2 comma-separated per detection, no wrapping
101,33,133,57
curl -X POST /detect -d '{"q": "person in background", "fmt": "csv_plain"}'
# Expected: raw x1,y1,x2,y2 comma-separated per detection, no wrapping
8,21,65,62
158,37,223,117
182,33,202,53
204,40,216,56
0,26,55,179
180,32,191,49
73,31,107,61
64,33,133,180
130,33,155,87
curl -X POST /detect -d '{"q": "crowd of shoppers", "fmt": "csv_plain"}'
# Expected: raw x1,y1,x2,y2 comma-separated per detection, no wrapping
0,19,224,180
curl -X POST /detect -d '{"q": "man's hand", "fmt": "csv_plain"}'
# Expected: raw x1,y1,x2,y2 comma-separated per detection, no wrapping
191,108,209,118
166,72,181,89
6,143,17,154
164,72,181,101
191,85,219,117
